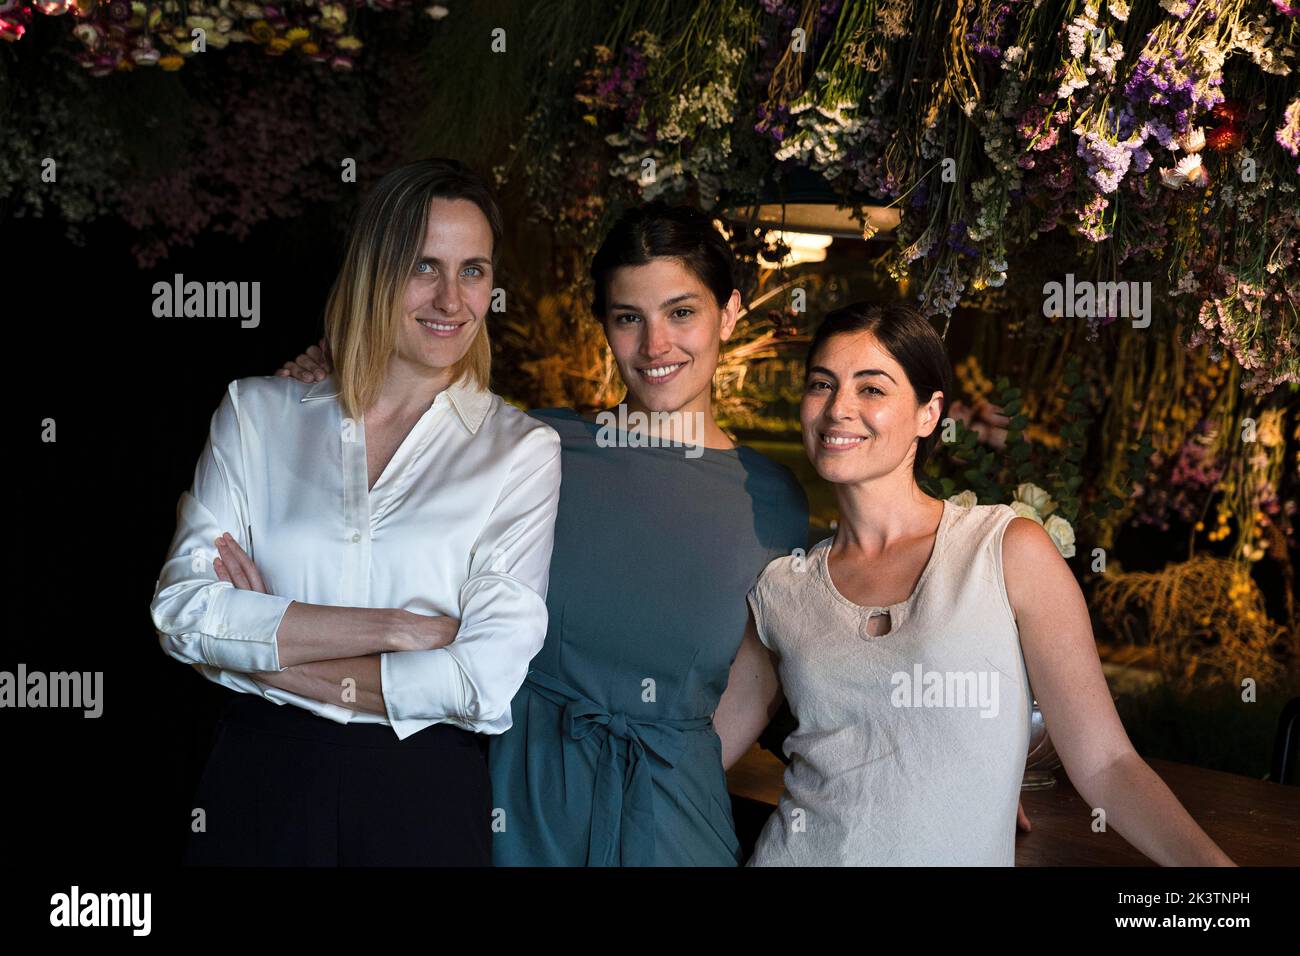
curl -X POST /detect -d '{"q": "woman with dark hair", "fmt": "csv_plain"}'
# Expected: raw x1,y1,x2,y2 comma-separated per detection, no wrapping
152,158,561,866
279,200,809,865
744,302,1233,866
488,203,808,865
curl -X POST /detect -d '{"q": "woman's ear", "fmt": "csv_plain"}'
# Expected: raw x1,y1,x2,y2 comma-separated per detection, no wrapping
917,390,944,438
719,289,742,342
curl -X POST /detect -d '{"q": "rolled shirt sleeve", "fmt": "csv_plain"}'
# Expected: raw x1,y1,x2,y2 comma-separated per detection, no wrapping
381,427,561,739
150,381,292,674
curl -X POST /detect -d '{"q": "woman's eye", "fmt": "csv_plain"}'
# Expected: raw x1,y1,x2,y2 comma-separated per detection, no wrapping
671,308,694,320
808,380,831,392
861,386,884,396
462,266,484,278
415,262,434,275
614,313,641,325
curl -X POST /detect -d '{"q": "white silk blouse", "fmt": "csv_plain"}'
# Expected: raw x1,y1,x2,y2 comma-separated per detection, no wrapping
150,374,561,740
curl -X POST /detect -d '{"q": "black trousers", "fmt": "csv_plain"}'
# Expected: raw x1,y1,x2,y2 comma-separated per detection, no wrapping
184,694,492,866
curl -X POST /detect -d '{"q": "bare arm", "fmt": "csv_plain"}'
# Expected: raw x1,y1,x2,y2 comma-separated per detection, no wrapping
252,656,386,716
1004,517,1234,866
713,614,784,770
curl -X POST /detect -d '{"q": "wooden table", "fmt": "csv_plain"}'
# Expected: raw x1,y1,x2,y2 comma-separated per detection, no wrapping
726,746,1300,865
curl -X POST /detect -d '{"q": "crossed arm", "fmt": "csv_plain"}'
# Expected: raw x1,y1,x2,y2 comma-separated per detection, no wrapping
150,379,560,739
149,385,458,713
210,532,453,715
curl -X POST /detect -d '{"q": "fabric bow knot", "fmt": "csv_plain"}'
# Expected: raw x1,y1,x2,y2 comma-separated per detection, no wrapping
525,668,713,867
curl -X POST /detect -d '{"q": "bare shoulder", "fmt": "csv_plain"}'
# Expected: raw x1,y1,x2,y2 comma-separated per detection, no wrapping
1002,514,1059,562
1001,515,1075,615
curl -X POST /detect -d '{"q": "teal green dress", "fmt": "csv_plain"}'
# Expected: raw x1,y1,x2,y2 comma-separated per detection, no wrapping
488,408,809,866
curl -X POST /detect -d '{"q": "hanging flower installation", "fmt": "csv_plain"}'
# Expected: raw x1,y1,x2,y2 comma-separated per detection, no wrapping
0,3,441,262
517,0,1299,394
0,0,449,72
504,0,1298,670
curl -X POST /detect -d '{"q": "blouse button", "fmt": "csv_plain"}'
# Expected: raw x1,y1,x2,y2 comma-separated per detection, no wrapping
349,530,361,543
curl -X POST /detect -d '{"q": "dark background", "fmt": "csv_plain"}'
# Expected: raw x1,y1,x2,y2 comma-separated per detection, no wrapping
12,207,344,867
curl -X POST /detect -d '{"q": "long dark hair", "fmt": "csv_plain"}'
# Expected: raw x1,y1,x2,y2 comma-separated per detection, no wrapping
589,202,737,317
805,302,955,480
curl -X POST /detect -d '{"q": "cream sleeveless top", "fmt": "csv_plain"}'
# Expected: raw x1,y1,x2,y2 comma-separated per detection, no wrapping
746,499,1032,866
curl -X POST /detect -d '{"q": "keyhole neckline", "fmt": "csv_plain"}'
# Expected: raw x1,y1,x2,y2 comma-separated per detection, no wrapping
815,498,951,638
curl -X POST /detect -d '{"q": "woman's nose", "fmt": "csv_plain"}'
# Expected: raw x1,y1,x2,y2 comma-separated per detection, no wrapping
434,280,462,314
641,321,672,357
826,386,855,420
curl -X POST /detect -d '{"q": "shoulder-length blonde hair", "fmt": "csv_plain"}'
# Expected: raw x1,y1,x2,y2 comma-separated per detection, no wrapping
323,158,502,419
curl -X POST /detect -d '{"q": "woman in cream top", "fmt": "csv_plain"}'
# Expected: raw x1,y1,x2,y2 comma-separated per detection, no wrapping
748,498,1028,865
746,301,1233,868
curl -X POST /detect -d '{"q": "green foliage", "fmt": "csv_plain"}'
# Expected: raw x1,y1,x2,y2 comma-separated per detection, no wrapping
1052,356,1091,526
922,364,1100,549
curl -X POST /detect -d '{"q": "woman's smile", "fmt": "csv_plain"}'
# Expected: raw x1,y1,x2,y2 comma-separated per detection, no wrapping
415,316,468,337
817,429,869,451
637,360,687,384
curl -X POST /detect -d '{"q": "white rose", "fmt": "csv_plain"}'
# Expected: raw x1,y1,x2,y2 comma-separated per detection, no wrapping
1014,482,1057,517
1009,501,1043,524
948,490,978,509
1044,514,1077,558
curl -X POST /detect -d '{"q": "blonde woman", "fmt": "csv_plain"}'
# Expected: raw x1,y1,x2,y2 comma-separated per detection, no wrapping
150,159,561,865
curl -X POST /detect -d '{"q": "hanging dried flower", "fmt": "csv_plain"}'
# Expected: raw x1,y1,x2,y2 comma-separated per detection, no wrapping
1175,126,1205,153
1211,100,1248,125
129,43,159,65
1160,153,1210,189
1205,123,1244,152
249,19,273,43
73,22,101,48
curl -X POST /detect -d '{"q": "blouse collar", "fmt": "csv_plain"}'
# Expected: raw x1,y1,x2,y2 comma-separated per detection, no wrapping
300,375,492,435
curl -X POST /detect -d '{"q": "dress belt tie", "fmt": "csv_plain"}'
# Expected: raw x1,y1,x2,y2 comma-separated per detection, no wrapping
524,668,714,867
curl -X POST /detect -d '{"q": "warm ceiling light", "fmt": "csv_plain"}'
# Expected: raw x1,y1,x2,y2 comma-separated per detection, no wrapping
720,167,902,239
759,230,835,270
729,202,900,240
